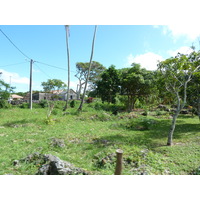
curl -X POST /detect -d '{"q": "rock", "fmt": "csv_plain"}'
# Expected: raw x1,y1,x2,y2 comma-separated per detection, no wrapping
37,154,88,175
13,160,20,166
15,152,88,175
51,138,65,148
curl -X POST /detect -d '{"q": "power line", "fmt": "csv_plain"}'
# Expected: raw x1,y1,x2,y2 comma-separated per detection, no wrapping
0,61,28,68
34,63,52,79
35,61,67,71
35,61,76,73
0,28,31,60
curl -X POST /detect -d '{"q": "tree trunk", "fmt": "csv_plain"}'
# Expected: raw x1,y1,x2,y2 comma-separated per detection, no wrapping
63,25,70,111
78,25,97,111
167,111,179,146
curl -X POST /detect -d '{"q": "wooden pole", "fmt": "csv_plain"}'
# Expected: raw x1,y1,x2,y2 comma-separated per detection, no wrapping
115,149,123,175
29,59,33,110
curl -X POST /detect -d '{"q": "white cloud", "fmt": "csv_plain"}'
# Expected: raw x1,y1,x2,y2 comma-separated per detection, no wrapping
63,80,79,91
127,52,164,71
0,69,29,84
167,46,194,57
163,25,200,41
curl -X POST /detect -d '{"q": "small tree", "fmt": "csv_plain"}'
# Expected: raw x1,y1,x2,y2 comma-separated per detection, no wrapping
41,79,66,118
158,51,200,146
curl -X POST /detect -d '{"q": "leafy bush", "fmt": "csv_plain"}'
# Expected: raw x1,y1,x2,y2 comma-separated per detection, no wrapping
54,101,65,109
125,117,157,130
19,103,29,109
51,109,60,115
44,116,55,125
39,100,48,108
70,100,76,108
0,100,12,109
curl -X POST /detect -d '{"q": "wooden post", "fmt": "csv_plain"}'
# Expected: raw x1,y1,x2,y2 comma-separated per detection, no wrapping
115,149,123,175
29,59,33,110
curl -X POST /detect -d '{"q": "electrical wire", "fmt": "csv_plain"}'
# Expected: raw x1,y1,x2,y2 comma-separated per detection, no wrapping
0,28,31,60
35,61,76,73
33,63,52,79
0,61,28,68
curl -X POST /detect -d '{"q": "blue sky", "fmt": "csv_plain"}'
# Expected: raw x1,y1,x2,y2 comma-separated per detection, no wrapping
0,25,200,92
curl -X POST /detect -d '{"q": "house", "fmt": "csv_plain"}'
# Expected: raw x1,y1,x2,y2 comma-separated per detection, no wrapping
24,89,78,101
58,89,77,100
10,94,23,101
32,93,53,101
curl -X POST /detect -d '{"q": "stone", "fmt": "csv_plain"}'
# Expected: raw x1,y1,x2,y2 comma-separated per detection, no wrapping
15,152,88,175
13,160,20,166
37,154,88,175
51,138,65,148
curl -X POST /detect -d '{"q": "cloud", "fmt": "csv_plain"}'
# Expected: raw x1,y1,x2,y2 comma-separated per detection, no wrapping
163,25,200,41
127,52,164,71
167,46,194,57
0,69,29,84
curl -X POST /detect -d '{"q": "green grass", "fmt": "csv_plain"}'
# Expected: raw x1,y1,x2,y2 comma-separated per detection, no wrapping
0,104,200,175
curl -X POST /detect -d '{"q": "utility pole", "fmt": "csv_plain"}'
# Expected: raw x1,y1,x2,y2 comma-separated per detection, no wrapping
29,59,33,110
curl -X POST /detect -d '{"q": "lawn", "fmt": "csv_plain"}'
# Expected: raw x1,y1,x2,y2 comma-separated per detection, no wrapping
0,103,200,175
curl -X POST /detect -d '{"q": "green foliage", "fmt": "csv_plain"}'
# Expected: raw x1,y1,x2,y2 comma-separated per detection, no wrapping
0,100,12,109
44,116,55,125
70,100,76,108
96,65,120,104
41,79,67,92
19,103,29,109
39,100,48,108
125,117,157,130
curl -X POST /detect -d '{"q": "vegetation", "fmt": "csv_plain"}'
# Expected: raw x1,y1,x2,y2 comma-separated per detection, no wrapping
0,101,200,175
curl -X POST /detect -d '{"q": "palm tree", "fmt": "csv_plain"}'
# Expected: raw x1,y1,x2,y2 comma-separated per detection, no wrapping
63,25,70,111
78,25,98,111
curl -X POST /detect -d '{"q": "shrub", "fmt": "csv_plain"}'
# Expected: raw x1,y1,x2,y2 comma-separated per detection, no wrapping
39,100,48,108
0,100,12,109
20,103,29,109
70,100,76,108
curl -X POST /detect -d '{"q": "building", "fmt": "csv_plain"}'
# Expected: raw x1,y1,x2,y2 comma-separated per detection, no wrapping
10,94,23,101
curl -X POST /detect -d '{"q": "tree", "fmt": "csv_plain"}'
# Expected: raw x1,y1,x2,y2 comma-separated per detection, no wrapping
96,65,120,104
41,79,67,93
78,25,98,111
75,61,106,98
158,51,200,146
63,25,71,111
120,63,154,111
185,50,200,118
0,74,14,100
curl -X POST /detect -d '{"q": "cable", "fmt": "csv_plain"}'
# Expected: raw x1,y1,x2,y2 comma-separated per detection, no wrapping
35,61,76,73
35,61,67,71
0,61,28,68
0,28,31,60
34,63,52,79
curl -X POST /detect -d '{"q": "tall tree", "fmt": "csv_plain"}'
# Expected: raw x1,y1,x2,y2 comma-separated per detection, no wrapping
78,25,98,111
158,51,200,146
96,65,120,104
63,25,70,111
75,61,105,98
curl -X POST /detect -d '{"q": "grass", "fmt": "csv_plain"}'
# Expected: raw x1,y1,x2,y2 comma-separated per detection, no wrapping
0,102,200,175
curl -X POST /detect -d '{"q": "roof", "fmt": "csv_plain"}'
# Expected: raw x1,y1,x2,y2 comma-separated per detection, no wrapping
11,94,23,99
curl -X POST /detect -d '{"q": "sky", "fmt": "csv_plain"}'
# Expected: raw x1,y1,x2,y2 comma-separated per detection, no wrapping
0,25,200,92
